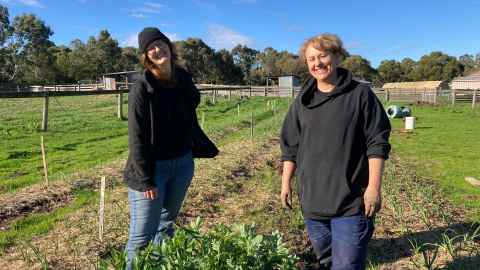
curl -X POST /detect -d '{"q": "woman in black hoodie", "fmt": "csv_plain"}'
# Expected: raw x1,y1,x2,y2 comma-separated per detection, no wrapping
280,33,391,269
123,27,200,269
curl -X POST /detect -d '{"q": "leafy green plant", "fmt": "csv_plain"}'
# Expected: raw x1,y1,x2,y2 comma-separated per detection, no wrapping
99,217,299,270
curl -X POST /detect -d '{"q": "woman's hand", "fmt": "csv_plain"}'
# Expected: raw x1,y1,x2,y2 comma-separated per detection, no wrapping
281,186,293,210
143,187,158,200
281,161,297,210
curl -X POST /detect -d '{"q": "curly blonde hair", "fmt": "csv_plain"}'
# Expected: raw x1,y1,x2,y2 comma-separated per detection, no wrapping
298,33,348,65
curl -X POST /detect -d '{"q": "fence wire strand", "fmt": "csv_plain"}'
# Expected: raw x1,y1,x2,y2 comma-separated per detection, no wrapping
0,98,28,116
53,96,81,125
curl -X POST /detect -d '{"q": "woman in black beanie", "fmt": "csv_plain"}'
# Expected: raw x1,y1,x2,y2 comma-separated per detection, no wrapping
123,27,200,268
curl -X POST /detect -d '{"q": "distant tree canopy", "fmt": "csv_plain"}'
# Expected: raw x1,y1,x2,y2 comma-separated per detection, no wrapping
0,5,478,84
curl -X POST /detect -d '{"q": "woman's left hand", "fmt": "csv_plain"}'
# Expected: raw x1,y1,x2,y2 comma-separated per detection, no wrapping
364,186,381,217
143,187,159,200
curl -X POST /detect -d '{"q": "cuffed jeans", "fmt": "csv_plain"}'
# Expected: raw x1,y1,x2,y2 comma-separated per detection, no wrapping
305,213,375,270
125,150,194,269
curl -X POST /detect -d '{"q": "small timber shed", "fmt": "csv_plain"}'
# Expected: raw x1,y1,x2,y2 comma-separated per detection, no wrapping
103,71,138,90
382,81,449,89
451,70,480,90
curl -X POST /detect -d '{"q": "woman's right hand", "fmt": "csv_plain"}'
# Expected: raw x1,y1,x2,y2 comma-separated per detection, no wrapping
281,186,292,210
143,187,158,200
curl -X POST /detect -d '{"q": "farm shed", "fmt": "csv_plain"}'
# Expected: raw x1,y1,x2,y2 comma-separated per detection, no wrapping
103,71,138,90
278,76,300,87
451,71,480,90
262,75,300,87
382,81,449,89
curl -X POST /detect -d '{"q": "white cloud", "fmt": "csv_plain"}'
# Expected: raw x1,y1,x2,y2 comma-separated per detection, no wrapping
192,0,216,12
19,0,44,7
344,41,367,50
233,0,256,3
130,13,146,18
0,0,12,3
165,32,182,41
160,23,179,27
146,2,170,10
279,18,306,31
78,0,86,3
136,7,160,13
122,33,139,47
206,22,258,50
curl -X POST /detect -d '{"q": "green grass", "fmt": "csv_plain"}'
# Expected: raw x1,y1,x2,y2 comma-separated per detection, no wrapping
0,94,284,195
0,189,98,252
384,101,480,220
0,94,287,252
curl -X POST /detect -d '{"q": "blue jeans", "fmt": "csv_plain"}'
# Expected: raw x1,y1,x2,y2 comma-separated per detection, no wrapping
125,150,194,269
305,213,375,270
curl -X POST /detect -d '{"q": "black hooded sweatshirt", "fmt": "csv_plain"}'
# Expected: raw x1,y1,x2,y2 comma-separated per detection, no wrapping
280,68,391,220
123,68,200,192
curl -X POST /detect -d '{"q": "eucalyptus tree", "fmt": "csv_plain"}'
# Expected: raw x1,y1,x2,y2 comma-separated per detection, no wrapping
0,5,54,82
410,51,463,82
376,59,403,83
232,44,259,85
341,55,376,82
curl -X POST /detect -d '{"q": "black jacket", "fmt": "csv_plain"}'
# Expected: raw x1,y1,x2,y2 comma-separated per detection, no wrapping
280,68,391,219
123,68,200,192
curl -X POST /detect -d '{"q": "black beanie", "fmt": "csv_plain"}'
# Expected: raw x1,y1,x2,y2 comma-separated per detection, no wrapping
138,27,170,54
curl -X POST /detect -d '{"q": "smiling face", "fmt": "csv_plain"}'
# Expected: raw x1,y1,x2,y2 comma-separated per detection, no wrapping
305,45,339,91
146,39,171,68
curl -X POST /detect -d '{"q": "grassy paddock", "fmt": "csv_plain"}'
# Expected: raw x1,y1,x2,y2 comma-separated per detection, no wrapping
384,101,480,220
0,94,284,195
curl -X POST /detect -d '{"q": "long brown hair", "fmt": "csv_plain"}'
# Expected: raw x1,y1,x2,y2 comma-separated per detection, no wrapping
141,40,184,84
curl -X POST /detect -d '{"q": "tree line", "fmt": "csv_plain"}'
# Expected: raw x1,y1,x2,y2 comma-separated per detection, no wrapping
1,6,479,85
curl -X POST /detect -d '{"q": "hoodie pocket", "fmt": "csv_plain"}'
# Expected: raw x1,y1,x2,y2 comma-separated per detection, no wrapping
297,172,351,217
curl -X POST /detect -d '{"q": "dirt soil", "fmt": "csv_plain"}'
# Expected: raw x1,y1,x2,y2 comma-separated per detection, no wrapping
407,100,445,107
1,130,479,269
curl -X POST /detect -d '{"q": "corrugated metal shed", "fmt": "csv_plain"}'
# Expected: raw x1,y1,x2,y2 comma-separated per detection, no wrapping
279,76,299,87
382,81,449,89
452,71,480,90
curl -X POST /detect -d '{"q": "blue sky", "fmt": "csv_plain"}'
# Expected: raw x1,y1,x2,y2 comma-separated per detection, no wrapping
1,0,479,68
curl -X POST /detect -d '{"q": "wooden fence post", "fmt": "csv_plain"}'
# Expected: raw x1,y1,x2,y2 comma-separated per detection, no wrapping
434,87,438,104
422,87,426,102
452,89,456,107
385,89,389,101
118,86,123,119
99,176,106,242
249,86,252,98
41,136,48,185
229,86,232,101
213,87,217,104
201,113,205,130
291,87,294,98
473,89,477,108
264,87,267,97
251,113,254,138
42,92,49,132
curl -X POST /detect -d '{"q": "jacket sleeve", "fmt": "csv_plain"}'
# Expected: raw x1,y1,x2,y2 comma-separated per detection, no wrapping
280,100,301,164
127,81,156,191
363,88,391,160
187,78,201,110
